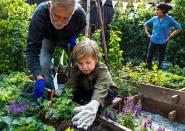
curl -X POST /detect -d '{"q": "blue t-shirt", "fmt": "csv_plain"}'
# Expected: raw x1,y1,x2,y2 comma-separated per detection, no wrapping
144,15,181,44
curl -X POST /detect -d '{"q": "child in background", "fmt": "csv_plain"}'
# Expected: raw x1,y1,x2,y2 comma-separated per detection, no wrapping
66,38,118,130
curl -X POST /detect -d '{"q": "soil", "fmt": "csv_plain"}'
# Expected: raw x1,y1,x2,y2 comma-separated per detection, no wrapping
48,119,114,131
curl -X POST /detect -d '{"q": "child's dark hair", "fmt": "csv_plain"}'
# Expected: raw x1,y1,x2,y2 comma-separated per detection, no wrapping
156,3,173,14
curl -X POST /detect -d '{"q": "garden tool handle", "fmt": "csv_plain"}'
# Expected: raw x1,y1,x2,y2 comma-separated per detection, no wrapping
50,89,55,100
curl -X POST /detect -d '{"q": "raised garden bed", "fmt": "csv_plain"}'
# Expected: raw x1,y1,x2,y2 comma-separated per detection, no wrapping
3,72,185,130
42,115,132,131
122,65,185,90
125,80,185,124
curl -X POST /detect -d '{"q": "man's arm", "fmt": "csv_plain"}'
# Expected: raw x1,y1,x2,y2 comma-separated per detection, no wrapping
26,5,47,78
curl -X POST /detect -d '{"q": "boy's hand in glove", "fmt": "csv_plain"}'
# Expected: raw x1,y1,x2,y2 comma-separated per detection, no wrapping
72,100,100,130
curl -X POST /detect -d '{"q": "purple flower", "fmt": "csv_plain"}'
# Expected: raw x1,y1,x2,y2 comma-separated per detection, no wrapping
143,119,153,128
104,110,118,122
113,112,118,122
148,120,152,128
157,127,165,131
143,121,148,128
7,101,28,116
121,97,142,118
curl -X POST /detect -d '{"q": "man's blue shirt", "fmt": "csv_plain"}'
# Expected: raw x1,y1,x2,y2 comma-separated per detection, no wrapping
144,15,181,44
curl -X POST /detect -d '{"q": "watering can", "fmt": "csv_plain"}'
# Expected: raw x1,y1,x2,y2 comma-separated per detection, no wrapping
160,61,172,70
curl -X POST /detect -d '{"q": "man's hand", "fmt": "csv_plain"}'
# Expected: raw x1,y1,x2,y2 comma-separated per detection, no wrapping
72,100,100,129
63,36,77,51
67,36,77,49
34,79,46,105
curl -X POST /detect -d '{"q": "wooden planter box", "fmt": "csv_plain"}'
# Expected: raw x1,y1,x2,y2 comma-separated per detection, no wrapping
44,89,132,131
125,80,185,124
44,114,132,131
96,115,132,131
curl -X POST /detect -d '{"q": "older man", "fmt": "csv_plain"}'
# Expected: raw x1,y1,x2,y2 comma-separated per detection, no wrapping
26,0,86,104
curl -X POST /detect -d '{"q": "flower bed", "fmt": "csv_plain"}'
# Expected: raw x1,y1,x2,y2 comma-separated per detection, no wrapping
0,72,134,131
122,65,185,90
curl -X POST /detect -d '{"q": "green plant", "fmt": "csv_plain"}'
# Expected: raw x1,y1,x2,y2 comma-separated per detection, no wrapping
118,113,136,130
110,3,154,64
0,0,36,73
0,116,55,131
40,88,76,121
166,0,185,67
107,30,123,70
110,1,185,67
168,65,185,76
65,127,74,131
122,65,185,89
113,76,138,97
92,30,123,71
0,72,33,107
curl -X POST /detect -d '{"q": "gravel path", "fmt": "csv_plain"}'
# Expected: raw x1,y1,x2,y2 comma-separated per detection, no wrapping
138,111,185,131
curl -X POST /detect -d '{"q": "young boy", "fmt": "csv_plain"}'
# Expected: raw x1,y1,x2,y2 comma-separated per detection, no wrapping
66,39,118,129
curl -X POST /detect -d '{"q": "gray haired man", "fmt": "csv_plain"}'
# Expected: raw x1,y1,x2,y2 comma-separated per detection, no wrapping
26,0,86,105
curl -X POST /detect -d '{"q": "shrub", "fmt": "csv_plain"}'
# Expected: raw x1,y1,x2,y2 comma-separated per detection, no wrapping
110,1,185,67
0,0,35,73
166,0,185,67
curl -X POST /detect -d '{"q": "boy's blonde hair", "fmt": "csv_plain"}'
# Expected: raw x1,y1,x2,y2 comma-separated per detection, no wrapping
72,39,101,62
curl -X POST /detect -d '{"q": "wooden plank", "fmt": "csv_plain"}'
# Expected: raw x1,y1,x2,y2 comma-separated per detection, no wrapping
97,115,132,131
179,87,185,91
171,95,179,104
85,0,90,37
168,110,176,121
142,98,185,124
96,0,108,65
125,80,185,107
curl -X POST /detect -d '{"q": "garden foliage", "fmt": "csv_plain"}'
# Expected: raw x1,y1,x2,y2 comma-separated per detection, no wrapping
110,1,185,67
92,30,123,70
122,64,185,89
0,72,76,130
166,0,185,66
110,2,153,65
0,0,35,73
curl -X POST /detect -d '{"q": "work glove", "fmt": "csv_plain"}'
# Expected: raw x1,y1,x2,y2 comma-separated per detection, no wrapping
72,100,100,130
34,79,47,105
63,36,77,51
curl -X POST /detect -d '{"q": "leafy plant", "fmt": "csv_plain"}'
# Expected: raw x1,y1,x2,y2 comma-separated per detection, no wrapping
0,0,36,73
110,1,185,67
112,76,138,97
40,88,76,121
118,113,136,130
65,127,74,131
102,107,118,122
92,30,123,71
110,3,154,64
0,72,33,107
122,65,185,89
166,0,185,67
103,96,142,130
107,30,123,70
0,116,55,131
6,101,29,116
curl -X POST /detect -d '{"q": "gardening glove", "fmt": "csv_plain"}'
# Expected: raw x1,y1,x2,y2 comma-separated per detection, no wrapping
63,36,77,51
34,79,47,105
72,100,100,130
